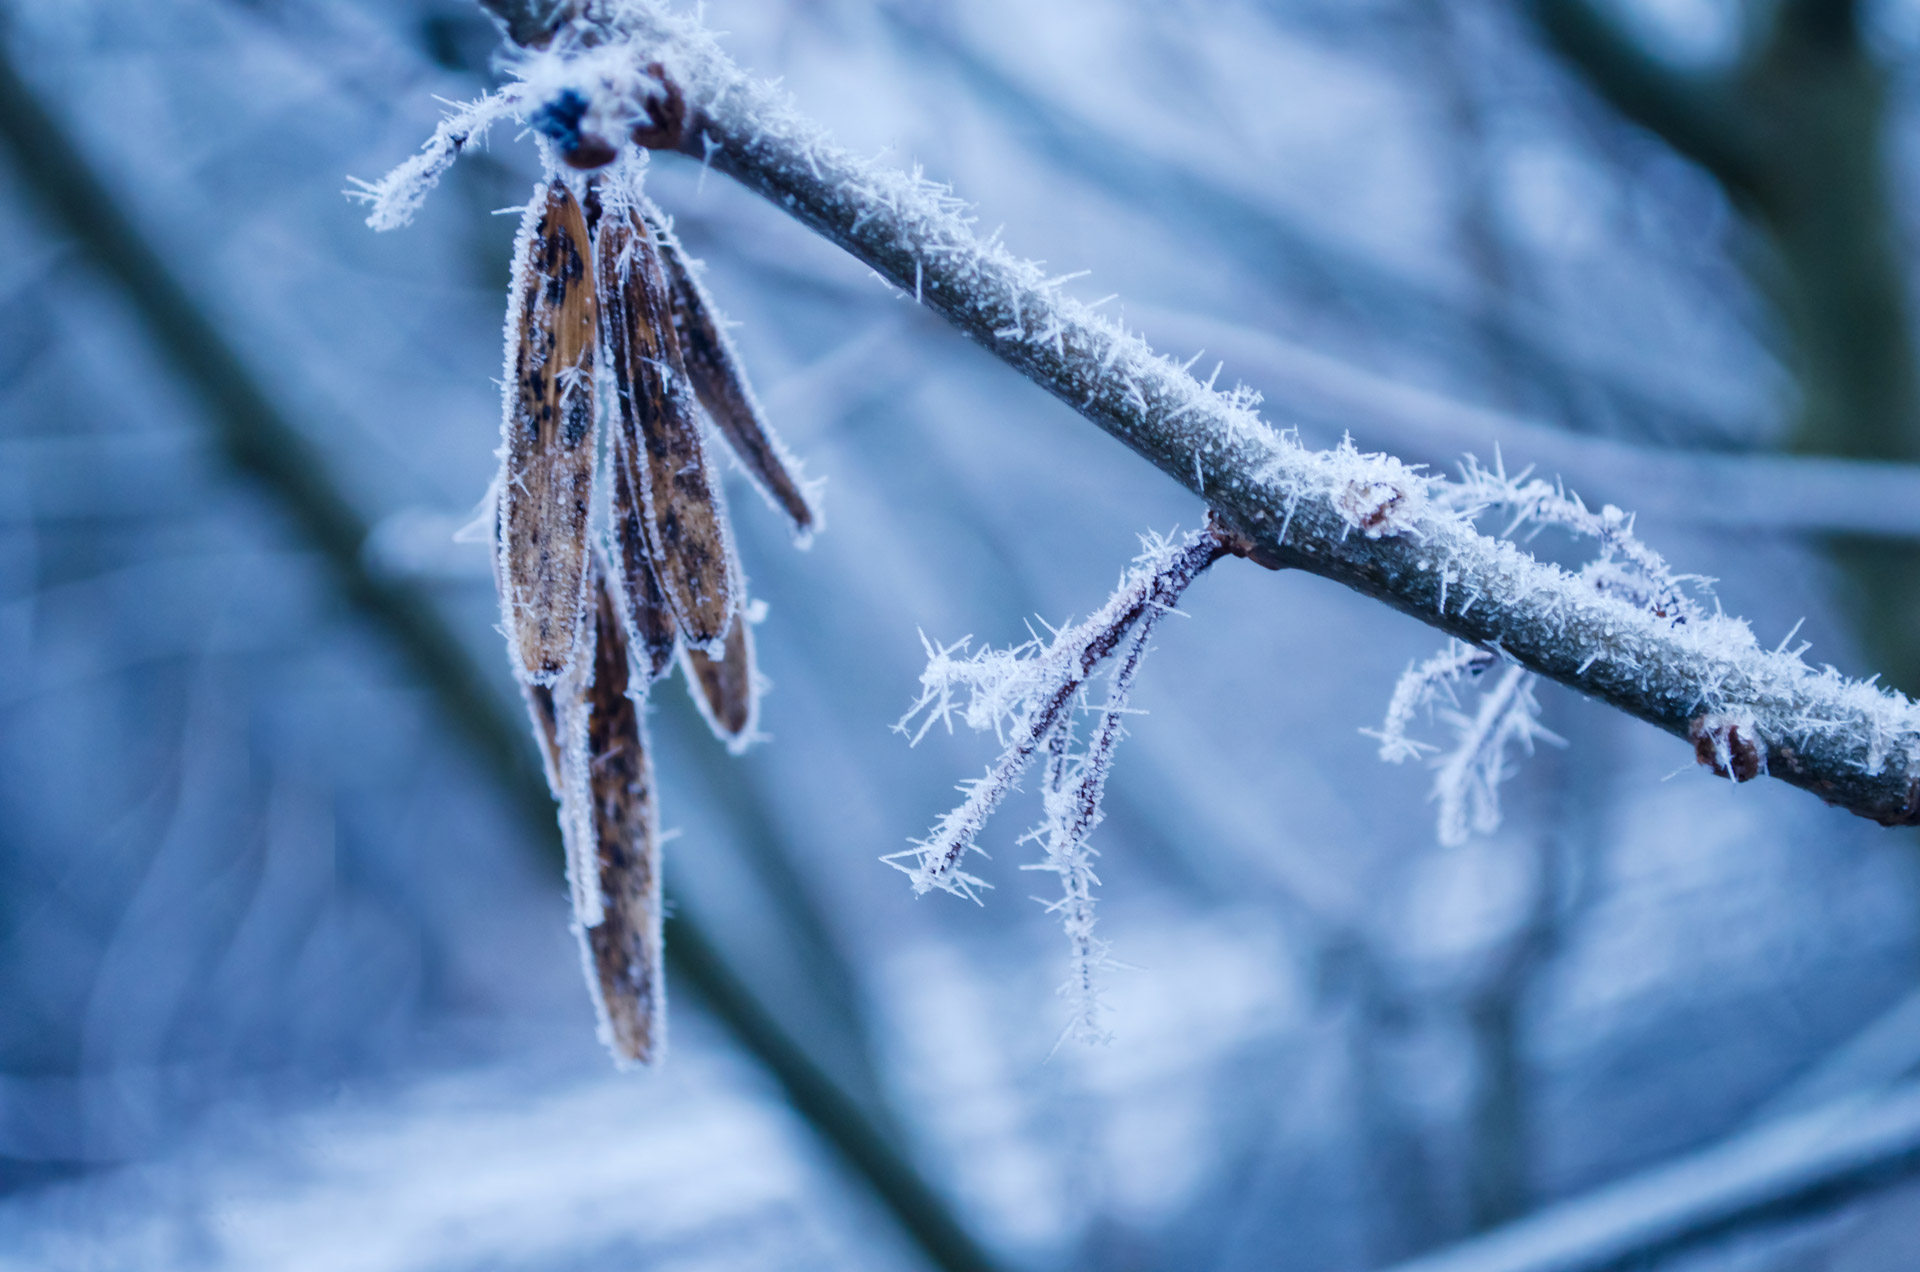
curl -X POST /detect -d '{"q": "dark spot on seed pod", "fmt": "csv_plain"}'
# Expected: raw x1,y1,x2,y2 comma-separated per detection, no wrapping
562,393,593,447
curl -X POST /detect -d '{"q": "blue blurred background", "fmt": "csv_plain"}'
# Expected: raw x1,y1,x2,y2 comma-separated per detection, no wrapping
6,1,1920,1269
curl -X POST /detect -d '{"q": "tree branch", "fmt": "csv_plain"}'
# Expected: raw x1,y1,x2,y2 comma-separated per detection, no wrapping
480,4,1920,830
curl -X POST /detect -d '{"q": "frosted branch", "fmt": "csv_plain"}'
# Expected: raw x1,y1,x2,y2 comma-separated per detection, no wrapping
1431,664,1561,847
1021,622,1153,1046
452,1,1920,830
1367,641,1495,765
347,89,523,231
889,529,1223,901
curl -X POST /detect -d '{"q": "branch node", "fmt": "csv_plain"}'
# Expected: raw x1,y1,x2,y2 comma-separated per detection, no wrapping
1207,511,1284,571
630,62,687,152
1336,478,1414,539
1690,712,1768,783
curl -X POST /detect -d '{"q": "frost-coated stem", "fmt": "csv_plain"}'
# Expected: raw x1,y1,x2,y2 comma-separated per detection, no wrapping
1433,665,1546,848
1033,623,1153,1045
1369,642,1495,764
497,3,1920,829
892,531,1224,897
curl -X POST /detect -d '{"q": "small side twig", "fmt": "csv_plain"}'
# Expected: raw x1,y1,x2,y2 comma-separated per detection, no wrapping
889,526,1225,899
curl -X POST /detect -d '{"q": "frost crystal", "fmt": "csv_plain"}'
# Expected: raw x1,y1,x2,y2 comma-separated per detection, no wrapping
1367,641,1494,764
1430,664,1559,847
348,90,522,231
1443,453,1705,625
891,527,1225,1039
350,32,674,231
1371,451,1718,845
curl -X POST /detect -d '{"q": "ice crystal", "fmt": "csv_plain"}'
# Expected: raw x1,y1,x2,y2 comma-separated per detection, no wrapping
1018,626,1152,1046
1444,453,1706,625
1366,641,1496,765
1371,450,1720,845
891,528,1223,1038
1430,663,1560,847
348,89,523,231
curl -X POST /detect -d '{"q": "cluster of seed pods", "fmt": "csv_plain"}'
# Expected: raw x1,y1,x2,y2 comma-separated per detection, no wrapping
496,168,816,1065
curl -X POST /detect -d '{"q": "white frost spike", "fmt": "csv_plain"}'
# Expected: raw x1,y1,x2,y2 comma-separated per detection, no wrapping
1366,641,1495,764
889,527,1223,899
1444,453,1705,624
1375,449,1712,844
1021,622,1153,1046
1432,665,1561,848
349,88,523,231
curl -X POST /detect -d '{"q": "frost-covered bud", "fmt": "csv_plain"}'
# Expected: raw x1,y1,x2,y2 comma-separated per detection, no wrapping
1337,478,1413,538
1690,712,1767,783
532,89,620,170
629,62,686,151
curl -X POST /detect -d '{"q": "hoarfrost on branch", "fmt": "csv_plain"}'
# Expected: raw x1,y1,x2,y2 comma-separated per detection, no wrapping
371,0,1920,866
890,529,1224,1037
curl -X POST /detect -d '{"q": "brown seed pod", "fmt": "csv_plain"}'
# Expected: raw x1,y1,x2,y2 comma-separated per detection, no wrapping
681,597,758,751
498,180,599,686
643,202,819,540
596,204,737,652
523,679,602,930
609,423,682,683
578,557,667,1065
515,559,601,930
519,537,666,1063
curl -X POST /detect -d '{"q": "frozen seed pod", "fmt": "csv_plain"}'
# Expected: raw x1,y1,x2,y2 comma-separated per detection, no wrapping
596,203,738,653
681,597,759,752
644,201,819,540
577,556,668,1065
497,180,599,687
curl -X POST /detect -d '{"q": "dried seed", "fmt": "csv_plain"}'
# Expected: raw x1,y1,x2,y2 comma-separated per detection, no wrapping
498,180,599,686
644,202,819,539
597,206,737,652
501,471,598,926
516,521,664,1061
681,598,758,751
524,675,603,930
579,556,667,1065
609,421,681,683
